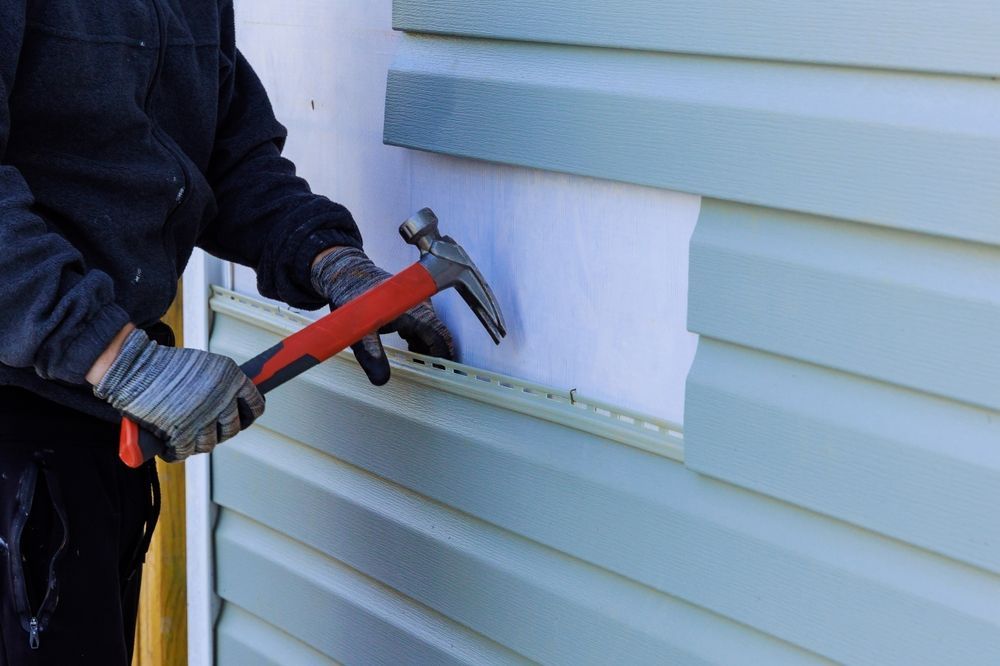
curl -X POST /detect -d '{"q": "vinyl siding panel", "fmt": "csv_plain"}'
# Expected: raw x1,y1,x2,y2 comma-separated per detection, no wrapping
393,1,1000,77
685,200,1000,576
209,293,1000,665
685,338,1000,575
217,606,340,666
385,36,1000,245
215,512,522,665
213,428,817,666
688,202,1000,412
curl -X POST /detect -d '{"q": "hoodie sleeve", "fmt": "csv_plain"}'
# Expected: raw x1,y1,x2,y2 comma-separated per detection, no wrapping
0,2,131,384
199,0,363,310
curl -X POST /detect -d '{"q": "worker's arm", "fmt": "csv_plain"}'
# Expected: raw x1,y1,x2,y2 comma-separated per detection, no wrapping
198,0,363,311
85,323,135,385
84,321,265,460
93,328,264,460
0,2,131,384
201,2,454,386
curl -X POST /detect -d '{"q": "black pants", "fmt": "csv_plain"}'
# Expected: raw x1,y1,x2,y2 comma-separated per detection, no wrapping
0,387,160,665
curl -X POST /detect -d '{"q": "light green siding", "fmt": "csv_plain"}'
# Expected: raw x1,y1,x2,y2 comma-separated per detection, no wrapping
217,606,340,666
209,291,828,665
385,37,1000,245
685,338,1000,574
688,202,1000,411
376,2,1000,664
393,0,1000,77
216,510,519,665
210,290,1000,664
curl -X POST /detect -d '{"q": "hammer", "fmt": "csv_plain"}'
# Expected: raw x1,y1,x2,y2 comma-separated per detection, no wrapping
119,208,506,467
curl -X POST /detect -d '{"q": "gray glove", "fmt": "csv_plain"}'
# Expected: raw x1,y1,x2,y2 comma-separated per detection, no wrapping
94,329,265,461
311,246,456,385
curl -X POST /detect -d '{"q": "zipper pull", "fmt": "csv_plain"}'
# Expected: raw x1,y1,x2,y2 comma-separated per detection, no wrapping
28,617,40,649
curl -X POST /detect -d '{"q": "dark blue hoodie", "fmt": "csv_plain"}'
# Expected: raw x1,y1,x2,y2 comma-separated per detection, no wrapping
0,0,363,420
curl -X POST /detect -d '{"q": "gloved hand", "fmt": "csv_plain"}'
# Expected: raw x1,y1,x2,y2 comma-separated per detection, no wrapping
311,246,456,385
93,328,265,461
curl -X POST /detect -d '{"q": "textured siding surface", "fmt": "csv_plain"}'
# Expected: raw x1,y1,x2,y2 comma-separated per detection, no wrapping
378,3,1000,664
393,0,1000,77
210,290,1000,664
385,37,1000,245
217,606,340,666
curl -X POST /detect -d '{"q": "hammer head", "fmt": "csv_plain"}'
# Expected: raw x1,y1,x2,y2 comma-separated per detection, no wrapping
400,208,507,345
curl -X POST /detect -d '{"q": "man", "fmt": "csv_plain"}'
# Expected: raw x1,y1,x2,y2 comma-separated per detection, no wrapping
0,1,454,662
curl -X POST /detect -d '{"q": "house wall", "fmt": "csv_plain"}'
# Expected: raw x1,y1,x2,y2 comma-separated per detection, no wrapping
201,0,1000,663
385,0,1000,660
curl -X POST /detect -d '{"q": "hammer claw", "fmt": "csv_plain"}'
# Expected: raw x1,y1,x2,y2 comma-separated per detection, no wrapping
456,276,506,345
402,208,507,345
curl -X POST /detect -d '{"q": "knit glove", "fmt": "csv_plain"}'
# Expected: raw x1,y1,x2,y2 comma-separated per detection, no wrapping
311,247,456,385
93,329,265,461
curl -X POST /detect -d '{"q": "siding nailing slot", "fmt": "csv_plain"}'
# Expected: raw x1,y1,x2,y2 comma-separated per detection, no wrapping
382,346,683,462
208,288,685,463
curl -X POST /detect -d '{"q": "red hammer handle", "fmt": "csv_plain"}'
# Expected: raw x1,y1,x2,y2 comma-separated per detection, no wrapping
118,262,440,468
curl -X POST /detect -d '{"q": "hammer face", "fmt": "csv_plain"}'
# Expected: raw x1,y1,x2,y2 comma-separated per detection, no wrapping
401,209,507,345
399,208,440,253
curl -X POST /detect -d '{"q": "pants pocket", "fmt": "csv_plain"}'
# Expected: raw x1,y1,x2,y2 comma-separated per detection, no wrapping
7,462,69,651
